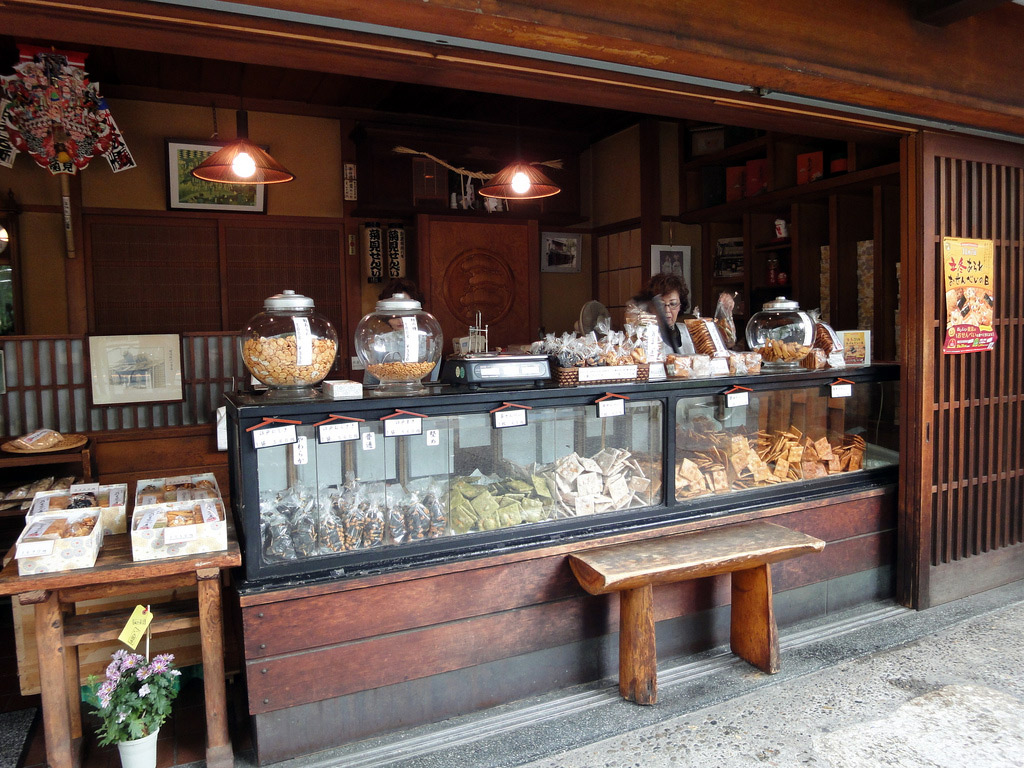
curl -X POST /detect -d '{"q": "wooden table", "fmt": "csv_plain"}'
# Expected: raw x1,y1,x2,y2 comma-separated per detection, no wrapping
0,527,241,768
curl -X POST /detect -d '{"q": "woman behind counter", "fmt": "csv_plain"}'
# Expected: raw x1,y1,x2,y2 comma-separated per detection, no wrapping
630,272,696,356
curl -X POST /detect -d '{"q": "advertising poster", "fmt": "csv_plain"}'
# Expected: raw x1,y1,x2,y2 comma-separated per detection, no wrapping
941,237,996,354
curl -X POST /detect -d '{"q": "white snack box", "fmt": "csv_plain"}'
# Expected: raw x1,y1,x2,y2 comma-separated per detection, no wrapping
27,484,129,535
130,498,228,561
134,473,221,510
15,511,103,575
321,379,363,399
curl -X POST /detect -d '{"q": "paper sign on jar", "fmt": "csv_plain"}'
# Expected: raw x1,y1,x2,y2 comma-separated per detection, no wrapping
319,421,361,444
492,409,528,429
384,417,423,437
724,390,749,408
117,605,154,651
292,436,308,465
597,399,625,418
402,316,419,363
252,424,298,449
830,382,853,398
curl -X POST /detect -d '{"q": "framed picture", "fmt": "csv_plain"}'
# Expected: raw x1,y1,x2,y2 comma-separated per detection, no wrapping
651,245,692,292
88,334,184,406
165,139,267,213
540,231,583,273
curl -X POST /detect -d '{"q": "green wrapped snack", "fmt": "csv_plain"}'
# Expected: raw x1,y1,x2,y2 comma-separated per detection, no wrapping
521,497,547,523
451,502,478,534
504,479,533,494
497,502,523,528
479,516,501,531
471,491,500,516
457,481,485,499
532,475,552,498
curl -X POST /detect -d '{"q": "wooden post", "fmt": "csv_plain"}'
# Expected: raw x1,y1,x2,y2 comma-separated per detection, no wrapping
32,591,74,768
729,563,780,674
196,568,234,768
618,584,657,704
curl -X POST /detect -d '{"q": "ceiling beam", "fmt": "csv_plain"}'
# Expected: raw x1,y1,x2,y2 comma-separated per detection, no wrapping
915,0,1012,26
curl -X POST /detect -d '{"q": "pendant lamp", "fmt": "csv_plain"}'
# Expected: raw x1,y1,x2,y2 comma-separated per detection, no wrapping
478,161,560,200
191,110,294,184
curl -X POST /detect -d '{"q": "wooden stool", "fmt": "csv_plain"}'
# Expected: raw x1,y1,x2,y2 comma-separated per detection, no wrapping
569,521,825,705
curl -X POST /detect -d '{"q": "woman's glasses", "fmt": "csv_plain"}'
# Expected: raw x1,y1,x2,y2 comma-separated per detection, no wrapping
663,300,681,310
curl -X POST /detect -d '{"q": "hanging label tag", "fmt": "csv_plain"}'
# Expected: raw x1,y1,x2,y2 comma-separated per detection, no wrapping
319,422,360,444
492,409,528,429
28,496,51,515
402,316,419,362
292,436,308,465
597,399,625,418
252,424,298,449
16,539,55,559
199,499,221,523
384,417,423,437
293,317,313,366
109,487,127,506
163,524,199,544
725,390,750,408
362,431,376,451
70,483,100,494
426,429,440,446
831,382,853,398
117,605,154,650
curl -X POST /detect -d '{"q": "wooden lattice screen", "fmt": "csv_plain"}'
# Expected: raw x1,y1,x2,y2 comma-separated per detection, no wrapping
0,333,244,436
905,132,1024,607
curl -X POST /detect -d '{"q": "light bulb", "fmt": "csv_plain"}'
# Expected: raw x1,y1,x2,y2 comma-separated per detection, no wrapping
511,170,531,195
232,151,257,179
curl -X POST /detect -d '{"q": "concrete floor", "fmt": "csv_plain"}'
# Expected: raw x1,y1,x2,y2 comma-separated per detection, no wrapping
264,579,1024,768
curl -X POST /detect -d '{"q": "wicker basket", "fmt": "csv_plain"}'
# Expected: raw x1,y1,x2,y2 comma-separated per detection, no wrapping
554,363,649,387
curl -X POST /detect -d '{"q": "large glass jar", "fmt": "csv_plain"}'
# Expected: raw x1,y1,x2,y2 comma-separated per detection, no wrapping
744,296,814,368
355,294,443,395
240,290,338,397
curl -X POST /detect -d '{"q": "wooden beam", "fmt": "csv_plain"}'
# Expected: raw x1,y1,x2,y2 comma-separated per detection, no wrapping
915,0,1011,26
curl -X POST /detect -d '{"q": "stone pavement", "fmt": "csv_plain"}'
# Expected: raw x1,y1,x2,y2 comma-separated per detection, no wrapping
252,579,1024,768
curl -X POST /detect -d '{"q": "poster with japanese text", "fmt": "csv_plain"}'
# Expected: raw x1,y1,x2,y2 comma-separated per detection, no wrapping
942,237,996,354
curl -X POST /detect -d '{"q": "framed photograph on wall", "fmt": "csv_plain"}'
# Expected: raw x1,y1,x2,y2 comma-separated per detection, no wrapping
88,334,184,406
166,139,267,213
540,231,583,273
651,245,692,291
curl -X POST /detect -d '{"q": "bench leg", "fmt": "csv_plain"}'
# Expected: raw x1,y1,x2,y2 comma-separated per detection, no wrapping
619,585,657,705
730,563,780,674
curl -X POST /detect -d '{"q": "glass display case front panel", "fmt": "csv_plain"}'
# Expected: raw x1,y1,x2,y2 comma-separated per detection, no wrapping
253,401,662,570
674,380,898,500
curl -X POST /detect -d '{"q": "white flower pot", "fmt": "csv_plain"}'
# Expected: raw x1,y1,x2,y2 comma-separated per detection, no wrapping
117,726,159,768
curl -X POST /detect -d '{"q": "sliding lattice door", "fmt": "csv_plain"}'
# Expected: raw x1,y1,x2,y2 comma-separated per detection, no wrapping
902,133,1024,608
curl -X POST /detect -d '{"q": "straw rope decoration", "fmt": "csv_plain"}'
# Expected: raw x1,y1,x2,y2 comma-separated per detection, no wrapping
392,146,563,181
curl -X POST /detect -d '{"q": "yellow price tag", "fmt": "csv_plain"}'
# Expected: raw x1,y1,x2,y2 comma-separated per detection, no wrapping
118,605,154,650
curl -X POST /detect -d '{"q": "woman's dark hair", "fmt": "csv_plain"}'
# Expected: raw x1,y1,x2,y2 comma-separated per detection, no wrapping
647,272,690,313
378,278,424,305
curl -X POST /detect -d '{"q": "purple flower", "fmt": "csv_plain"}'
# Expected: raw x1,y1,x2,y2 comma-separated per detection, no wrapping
98,680,115,708
136,667,151,681
149,655,173,673
104,661,121,682
138,683,151,698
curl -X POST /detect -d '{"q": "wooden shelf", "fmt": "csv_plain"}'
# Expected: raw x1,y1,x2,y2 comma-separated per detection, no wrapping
682,135,769,170
679,162,899,223
754,240,792,252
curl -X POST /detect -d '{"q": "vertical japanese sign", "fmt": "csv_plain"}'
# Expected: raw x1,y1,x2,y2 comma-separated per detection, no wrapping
941,237,996,354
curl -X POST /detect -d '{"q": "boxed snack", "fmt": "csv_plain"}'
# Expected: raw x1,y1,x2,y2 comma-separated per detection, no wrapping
28,483,129,535
15,511,102,575
797,151,825,184
135,473,221,509
130,498,228,561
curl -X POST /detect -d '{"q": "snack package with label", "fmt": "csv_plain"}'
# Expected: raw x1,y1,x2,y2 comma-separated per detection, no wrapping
684,318,731,357
813,322,847,368
7,429,64,451
130,498,227,561
728,351,763,376
28,483,129,535
135,473,221,509
665,354,713,379
713,292,738,348
15,511,103,574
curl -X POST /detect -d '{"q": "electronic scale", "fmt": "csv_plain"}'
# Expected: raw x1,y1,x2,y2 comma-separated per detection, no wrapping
441,353,552,388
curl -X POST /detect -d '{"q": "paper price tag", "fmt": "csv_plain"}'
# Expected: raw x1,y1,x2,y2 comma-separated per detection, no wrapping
426,429,440,447
292,436,309,465
597,399,625,418
319,422,360,443
252,424,298,449
71,483,100,494
492,409,528,429
118,605,154,651
362,431,377,451
384,417,423,437
402,316,419,362
831,383,853,398
293,316,313,366
163,524,198,544
110,487,127,506
725,391,750,408
16,540,55,559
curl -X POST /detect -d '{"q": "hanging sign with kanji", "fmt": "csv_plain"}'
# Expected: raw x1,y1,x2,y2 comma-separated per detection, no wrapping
941,237,996,354
0,45,135,174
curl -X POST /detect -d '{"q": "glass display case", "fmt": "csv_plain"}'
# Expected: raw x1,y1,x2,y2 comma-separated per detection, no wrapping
225,366,898,584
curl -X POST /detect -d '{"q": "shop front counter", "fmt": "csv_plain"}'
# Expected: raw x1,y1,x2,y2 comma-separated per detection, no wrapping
225,366,899,763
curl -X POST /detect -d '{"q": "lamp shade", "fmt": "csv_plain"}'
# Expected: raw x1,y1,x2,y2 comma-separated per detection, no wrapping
190,110,294,185
478,162,560,200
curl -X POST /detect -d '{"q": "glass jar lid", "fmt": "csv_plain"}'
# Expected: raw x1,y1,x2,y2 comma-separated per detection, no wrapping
761,296,800,311
375,293,421,312
263,290,314,311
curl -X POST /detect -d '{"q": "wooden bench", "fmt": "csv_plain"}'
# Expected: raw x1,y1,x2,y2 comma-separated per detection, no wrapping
568,521,825,705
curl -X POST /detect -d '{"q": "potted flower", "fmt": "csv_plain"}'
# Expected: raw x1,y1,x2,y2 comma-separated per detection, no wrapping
89,650,181,768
